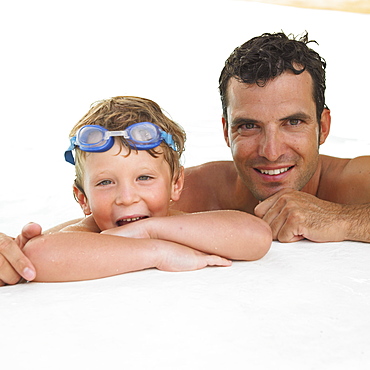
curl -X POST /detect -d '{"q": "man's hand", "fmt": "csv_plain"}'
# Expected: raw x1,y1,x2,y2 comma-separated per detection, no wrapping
254,189,346,243
0,223,40,285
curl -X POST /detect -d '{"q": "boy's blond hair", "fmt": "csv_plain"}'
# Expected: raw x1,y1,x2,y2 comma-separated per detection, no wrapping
70,96,186,195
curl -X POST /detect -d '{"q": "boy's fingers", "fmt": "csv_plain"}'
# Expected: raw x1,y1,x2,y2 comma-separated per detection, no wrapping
207,255,232,267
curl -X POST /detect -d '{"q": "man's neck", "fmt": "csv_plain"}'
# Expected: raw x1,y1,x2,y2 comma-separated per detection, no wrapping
232,176,260,214
301,156,323,196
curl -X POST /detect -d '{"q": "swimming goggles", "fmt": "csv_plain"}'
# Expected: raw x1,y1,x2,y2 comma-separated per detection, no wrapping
65,121,176,165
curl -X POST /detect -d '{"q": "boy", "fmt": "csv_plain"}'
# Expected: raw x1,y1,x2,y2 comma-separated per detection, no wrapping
22,96,272,282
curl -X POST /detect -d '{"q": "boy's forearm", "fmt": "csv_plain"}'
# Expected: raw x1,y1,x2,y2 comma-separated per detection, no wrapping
23,232,160,282
145,211,272,260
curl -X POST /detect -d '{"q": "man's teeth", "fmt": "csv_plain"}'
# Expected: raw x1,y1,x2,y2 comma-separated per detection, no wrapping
260,167,290,175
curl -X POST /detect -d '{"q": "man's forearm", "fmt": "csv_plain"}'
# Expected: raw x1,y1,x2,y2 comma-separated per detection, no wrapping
342,204,370,243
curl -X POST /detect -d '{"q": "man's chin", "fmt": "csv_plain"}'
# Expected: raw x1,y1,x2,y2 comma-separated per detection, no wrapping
250,184,285,201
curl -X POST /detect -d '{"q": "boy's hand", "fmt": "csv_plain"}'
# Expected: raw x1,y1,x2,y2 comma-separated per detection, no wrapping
0,223,40,285
156,243,232,272
102,218,153,239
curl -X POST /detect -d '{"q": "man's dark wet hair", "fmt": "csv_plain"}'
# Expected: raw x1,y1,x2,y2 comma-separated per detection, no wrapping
219,32,327,124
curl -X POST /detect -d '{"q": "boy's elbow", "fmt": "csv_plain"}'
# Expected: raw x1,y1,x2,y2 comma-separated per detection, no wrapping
253,224,272,260
239,219,272,261
23,236,56,282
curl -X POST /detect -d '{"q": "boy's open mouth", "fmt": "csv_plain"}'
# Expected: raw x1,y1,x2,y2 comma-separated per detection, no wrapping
116,216,148,227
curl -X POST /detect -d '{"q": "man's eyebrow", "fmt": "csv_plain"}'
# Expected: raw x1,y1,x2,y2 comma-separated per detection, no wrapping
280,112,312,122
230,117,259,127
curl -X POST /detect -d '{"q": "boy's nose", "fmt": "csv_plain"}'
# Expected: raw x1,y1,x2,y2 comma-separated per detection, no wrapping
115,185,140,206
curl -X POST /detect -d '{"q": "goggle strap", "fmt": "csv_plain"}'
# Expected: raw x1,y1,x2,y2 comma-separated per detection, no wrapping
160,131,176,150
64,137,76,165
64,150,75,165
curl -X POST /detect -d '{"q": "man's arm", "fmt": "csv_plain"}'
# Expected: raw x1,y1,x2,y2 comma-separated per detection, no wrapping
255,189,370,242
103,210,272,260
255,156,370,243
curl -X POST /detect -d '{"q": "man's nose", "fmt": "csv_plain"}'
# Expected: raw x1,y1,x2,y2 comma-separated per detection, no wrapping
258,128,284,162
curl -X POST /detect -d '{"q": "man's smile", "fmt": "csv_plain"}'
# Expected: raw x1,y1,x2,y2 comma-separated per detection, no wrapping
256,166,294,176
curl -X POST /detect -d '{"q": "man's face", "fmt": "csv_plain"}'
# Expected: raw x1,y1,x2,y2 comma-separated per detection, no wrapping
223,71,329,201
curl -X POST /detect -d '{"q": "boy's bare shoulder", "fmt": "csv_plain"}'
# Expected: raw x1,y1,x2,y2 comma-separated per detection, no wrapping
58,215,100,233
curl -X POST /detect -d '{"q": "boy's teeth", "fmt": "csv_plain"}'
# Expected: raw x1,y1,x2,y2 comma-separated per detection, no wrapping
260,167,289,175
116,216,147,227
126,217,141,222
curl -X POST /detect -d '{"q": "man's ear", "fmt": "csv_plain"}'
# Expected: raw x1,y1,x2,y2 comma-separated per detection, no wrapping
170,166,185,202
319,108,331,145
222,116,231,147
73,185,92,215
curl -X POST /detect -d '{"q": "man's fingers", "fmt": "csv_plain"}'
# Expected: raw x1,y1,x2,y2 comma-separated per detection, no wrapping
17,222,42,249
0,255,23,285
254,188,295,218
0,234,36,282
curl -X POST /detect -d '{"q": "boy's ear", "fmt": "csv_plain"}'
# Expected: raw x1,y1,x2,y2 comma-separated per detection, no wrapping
170,166,185,202
73,185,92,215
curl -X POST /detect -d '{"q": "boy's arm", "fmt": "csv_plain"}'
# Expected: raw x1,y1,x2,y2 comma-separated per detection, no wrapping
0,218,84,285
103,210,272,260
22,231,231,282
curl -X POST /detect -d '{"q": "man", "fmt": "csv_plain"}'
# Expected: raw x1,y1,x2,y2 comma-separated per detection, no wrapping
174,32,370,243
1,32,369,285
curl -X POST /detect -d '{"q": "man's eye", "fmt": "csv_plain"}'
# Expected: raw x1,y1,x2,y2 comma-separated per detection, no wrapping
289,119,301,126
237,123,256,135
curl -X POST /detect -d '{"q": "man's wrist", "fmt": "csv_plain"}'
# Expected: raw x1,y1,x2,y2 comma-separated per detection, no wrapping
340,204,370,242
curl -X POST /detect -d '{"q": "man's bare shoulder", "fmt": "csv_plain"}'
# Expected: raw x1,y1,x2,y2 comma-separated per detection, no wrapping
318,154,370,203
173,161,237,213
184,161,236,180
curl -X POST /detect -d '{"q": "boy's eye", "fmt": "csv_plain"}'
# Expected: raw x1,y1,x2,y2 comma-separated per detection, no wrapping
137,175,152,181
97,180,112,186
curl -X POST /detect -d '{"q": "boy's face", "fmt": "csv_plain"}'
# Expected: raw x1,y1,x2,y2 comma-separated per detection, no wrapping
75,141,183,231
